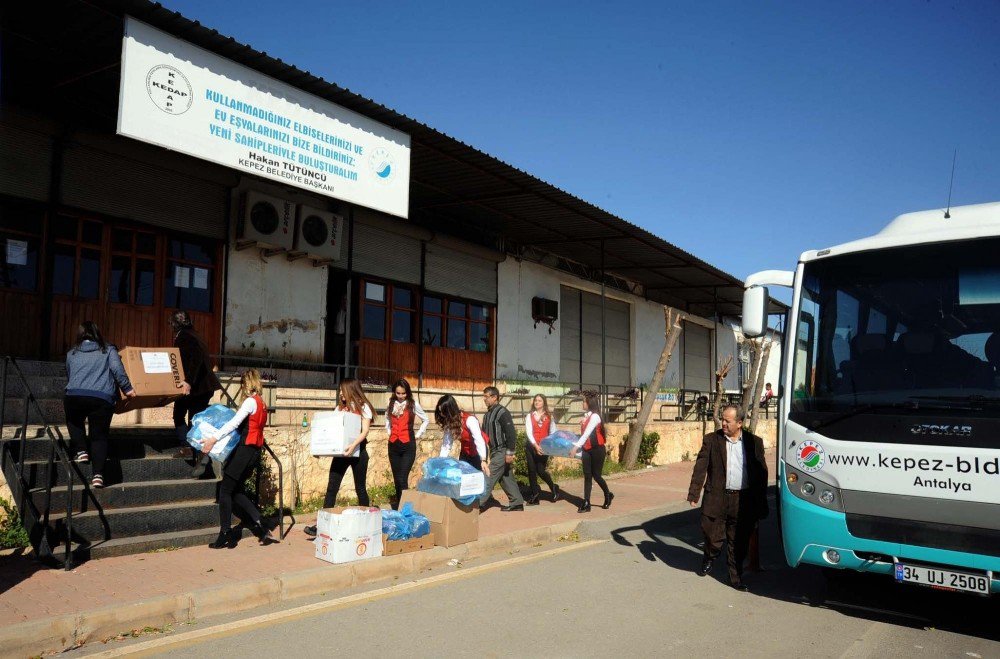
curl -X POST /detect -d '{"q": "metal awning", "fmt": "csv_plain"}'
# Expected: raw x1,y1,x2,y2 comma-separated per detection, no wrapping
2,0,787,318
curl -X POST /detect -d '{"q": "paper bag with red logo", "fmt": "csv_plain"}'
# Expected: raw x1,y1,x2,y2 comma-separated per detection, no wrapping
314,506,383,565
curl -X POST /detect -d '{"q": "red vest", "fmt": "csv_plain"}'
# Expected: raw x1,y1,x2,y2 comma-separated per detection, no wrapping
245,394,267,447
387,399,415,443
459,412,480,457
528,412,551,442
580,413,605,450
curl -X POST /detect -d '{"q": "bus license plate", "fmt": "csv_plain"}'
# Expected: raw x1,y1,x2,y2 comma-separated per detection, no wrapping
894,563,991,595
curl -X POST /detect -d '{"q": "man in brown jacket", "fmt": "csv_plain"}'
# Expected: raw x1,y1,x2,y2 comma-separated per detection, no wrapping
687,404,768,591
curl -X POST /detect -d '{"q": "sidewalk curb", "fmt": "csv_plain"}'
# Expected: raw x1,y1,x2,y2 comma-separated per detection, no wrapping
0,518,584,657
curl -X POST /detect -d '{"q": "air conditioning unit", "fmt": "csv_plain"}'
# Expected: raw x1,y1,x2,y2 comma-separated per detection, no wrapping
293,205,344,262
531,297,558,321
238,191,296,251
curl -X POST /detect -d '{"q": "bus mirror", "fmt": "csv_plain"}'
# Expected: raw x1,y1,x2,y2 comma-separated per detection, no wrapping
742,286,768,337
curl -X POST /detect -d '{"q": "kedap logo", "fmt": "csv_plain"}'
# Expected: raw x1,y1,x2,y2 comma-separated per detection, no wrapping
369,147,394,183
796,440,825,473
145,65,193,115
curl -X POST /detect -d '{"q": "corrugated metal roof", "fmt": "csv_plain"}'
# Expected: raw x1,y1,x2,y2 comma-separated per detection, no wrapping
8,0,787,317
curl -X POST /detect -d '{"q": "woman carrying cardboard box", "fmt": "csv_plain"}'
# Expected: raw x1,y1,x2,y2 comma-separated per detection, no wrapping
304,378,374,538
64,321,136,489
384,378,429,508
200,368,277,548
168,310,221,478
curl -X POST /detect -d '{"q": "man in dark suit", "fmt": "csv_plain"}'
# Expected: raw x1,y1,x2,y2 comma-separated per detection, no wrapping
687,404,768,591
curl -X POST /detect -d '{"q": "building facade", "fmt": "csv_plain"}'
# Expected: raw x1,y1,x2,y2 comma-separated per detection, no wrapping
0,1,783,401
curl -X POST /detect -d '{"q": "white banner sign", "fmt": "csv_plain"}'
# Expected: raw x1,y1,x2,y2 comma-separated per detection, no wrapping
117,18,411,218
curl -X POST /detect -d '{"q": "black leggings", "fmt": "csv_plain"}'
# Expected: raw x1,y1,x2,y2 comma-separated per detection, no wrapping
173,392,213,447
582,444,611,503
64,396,114,477
324,445,370,507
388,441,416,500
459,452,483,471
219,443,263,532
526,447,556,496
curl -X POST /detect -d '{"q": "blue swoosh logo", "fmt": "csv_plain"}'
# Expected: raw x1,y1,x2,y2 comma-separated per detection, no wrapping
376,164,392,178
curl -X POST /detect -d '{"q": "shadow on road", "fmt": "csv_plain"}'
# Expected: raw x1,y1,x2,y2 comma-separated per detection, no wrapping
607,501,1000,643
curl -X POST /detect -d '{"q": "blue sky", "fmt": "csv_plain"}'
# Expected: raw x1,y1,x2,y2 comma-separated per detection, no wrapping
160,0,1000,286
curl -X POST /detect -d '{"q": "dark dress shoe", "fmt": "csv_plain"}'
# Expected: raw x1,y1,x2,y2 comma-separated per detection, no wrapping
577,502,592,513
501,504,524,512
551,485,561,501
303,524,318,538
251,520,278,545
732,581,750,592
601,492,615,509
190,455,210,479
209,530,236,549
698,559,713,576
525,494,540,506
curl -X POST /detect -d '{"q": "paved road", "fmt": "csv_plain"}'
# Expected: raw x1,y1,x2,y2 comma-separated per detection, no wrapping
81,502,1000,658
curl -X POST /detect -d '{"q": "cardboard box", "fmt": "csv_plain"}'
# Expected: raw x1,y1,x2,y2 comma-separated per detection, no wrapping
310,410,363,456
314,506,383,564
399,490,478,548
381,533,433,556
115,347,186,413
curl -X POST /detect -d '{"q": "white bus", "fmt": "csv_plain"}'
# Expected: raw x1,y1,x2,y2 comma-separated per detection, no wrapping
742,201,1000,596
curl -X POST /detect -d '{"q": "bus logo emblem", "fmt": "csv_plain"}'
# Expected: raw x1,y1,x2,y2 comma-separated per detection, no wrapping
796,440,825,473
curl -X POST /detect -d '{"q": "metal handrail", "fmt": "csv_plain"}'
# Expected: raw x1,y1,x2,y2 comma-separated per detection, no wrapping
216,384,288,540
0,357,76,569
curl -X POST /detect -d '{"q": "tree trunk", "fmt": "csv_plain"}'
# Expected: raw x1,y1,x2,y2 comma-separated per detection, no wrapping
748,340,773,434
711,355,733,431
623,308,684,469
741,339,763,415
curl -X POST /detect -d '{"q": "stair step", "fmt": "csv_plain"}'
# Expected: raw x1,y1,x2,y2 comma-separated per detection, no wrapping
45,526,259,563
3,360,66,377
19,454,203,488
47,499,220,542
2,429,183,462
30,477,218,514
2,397,66,424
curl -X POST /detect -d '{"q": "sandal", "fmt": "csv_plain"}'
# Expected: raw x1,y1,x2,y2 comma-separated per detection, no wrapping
91,474,104,489
75,451,90,463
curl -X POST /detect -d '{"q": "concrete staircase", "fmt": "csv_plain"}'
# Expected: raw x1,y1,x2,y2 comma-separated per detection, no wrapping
0,360,256,564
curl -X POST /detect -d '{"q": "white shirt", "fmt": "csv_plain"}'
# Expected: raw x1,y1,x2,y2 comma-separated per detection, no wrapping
215,397,258,438
524,411,558,448
725,433,748,491
439,415,487,461
383,399,430,438
573,412,602,449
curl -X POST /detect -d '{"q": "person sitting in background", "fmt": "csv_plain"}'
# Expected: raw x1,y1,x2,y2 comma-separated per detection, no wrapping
759,383,774,408
64,321,136,489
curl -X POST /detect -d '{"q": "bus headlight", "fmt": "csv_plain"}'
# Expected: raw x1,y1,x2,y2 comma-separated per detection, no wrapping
819,490,836,505
824,549,841,564
787,472,798,484
801,482,815,496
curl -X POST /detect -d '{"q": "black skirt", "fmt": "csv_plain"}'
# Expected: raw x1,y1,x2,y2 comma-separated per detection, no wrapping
223,442,260,481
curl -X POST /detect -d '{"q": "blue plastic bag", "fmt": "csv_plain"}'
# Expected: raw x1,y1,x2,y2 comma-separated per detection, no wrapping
540,430,582,459
417,457,485,505
381,502,431,540
186,404,242,462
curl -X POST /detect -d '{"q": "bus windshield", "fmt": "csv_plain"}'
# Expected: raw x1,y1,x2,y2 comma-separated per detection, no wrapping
790,238,1000,436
